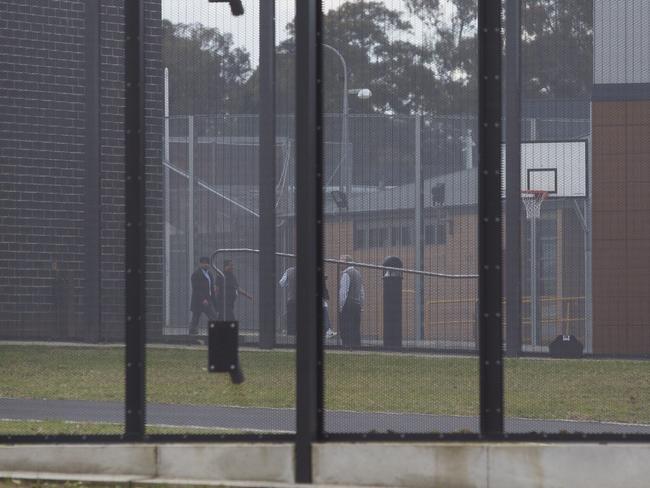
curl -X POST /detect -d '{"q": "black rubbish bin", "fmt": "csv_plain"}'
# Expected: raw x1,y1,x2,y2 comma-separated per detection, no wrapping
383,256,403,349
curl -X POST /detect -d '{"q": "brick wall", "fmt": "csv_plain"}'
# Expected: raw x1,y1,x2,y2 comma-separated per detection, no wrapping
0,0,162,341
0,1,87,339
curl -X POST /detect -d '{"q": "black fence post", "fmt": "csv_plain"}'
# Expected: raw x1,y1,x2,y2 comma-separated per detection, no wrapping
478,0,504,436
505,0,522,357
84,0,101,343
259,0,276,349
383,256,403,349
295,0,323,482
124,0,146,439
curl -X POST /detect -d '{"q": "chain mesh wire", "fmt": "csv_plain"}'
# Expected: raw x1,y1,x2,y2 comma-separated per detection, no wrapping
319,0,481,434
503,0,650,435
2,0,650,439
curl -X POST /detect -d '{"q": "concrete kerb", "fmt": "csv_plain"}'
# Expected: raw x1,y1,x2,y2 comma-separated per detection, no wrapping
314,442,650,488
0,443,294,484
3,443,650,487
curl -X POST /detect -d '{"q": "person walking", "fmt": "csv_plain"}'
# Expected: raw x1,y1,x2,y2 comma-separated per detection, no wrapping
338,255,364,347
324,275,337,340
189,256,219,335
279,266,297,336
221,259,253,321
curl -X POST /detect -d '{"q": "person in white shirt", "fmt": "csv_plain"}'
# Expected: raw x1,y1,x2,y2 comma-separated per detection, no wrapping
279,266,297,336
279,267,338,340
338,255,364,347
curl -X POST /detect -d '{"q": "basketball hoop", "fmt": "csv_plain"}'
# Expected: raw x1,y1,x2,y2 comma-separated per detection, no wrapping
522,190,548,220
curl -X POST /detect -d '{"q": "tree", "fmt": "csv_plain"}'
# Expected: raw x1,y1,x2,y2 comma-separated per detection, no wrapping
162,20,252,115
406,0,593,102
276,1,441,115
521,0,592,99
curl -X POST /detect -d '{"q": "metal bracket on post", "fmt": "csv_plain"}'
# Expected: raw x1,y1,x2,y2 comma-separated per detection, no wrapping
208,321,244,384
207,0,244,16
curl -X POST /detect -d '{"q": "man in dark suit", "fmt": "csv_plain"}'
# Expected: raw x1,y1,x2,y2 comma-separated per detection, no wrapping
189,256,219,335
221,259,253,321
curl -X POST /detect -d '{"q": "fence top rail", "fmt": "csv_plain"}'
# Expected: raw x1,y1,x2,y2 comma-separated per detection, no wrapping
210,248,478,279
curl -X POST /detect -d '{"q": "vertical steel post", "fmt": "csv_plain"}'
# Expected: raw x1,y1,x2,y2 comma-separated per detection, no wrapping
505,0,522,356
259,0,277,349
478,0,504,435
187,115,195,313
584,138,593,354
84,0,101,342
124,0,146,439
295,0,323,482
164,67,170,329
342,74,351,197
414,114,424,342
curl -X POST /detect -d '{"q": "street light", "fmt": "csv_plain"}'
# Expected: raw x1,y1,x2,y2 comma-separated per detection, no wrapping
322,43,372,196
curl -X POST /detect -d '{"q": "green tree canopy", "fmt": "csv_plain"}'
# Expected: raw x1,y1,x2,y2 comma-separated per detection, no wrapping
406,0,592,103
162,19,252,115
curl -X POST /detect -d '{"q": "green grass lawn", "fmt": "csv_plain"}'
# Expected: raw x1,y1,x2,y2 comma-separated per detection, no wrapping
0,419,238,436
1,345,650,426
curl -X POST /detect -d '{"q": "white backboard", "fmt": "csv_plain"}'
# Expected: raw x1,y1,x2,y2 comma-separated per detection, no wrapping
502,141,587,198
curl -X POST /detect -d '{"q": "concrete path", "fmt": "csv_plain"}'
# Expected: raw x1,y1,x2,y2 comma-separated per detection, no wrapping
2,397,650,434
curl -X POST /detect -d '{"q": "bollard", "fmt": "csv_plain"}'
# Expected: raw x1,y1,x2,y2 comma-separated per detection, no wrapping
383,256,403,349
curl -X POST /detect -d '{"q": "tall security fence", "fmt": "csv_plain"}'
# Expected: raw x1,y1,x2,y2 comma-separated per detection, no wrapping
1,1,650,484
163,112,589,353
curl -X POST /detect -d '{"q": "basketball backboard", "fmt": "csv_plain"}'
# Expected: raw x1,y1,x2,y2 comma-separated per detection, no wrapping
502,140,588,198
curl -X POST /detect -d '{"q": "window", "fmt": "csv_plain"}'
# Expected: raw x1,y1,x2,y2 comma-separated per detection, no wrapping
425,224,435,244
401,226,412,245
353,228,366,249
538,219,557,296
524,217,557,297
425,223,446,245
391,226,400,246
368,227,387,247
435,223,447,245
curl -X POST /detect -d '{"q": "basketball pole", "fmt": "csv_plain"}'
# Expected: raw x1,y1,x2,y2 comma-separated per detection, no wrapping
530,211,538,347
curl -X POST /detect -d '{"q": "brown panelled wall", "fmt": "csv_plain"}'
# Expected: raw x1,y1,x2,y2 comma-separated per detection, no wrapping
592,101,650,355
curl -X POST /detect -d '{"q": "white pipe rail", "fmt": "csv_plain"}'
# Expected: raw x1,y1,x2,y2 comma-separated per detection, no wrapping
210,248,479,280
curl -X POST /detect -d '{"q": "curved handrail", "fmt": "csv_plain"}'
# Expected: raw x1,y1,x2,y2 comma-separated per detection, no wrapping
210,248,478,279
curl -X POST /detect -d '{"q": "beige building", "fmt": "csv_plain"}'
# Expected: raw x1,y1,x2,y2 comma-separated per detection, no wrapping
283,168,586,349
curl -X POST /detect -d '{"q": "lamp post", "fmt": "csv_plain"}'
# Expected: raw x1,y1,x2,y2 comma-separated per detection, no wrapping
322,43,371,196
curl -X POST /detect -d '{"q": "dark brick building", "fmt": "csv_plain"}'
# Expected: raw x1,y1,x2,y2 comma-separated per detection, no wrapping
0,1,162,341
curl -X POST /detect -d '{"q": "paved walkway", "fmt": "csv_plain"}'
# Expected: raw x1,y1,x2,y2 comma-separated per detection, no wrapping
2,397,650,434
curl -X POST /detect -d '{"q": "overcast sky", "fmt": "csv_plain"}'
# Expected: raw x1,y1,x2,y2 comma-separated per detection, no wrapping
162,0,451,67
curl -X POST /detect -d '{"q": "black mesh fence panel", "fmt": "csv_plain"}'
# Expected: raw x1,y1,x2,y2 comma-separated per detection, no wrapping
145,0,297,435
3,0,650,443
321,0,480,434
503,0,650,435
0,0,129,435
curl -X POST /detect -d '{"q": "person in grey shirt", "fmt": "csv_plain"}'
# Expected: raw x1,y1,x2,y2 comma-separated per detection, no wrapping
279,266,297,336
338,255,365,347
